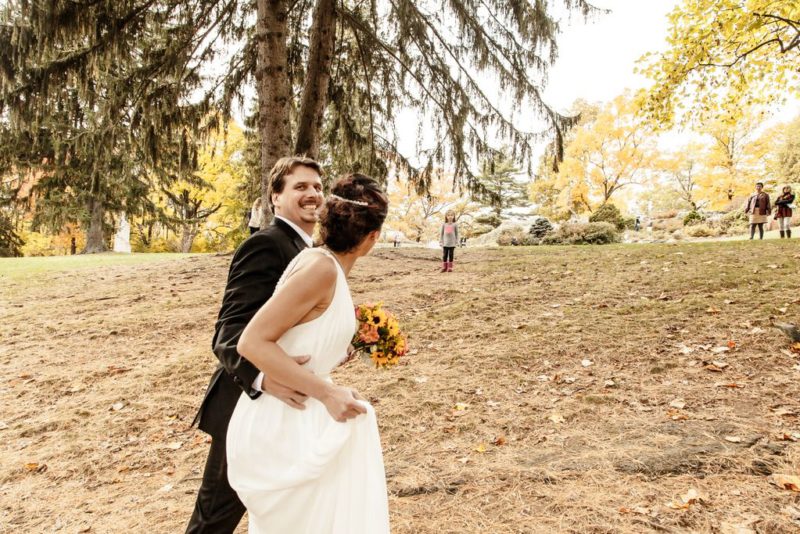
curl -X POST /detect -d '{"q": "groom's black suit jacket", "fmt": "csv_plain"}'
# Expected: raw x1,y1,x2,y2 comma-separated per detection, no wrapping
193,218,308,440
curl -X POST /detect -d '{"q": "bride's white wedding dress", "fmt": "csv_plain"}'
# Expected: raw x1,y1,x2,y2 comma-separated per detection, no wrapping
226,248,390,533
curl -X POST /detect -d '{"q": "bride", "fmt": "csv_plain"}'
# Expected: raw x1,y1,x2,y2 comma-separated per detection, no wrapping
226,174,391,533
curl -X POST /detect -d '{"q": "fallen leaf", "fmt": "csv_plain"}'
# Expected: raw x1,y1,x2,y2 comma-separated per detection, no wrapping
549,414,565,424
666,488,702,509
791,342,800,355
768,264,779,269
581,359,593,367
727,340,736,349
706,307,721,315
492,436,507,446
165,441,183,450
604,380,616,388
474,443,487,453
678,344,694,355
724,436,741,443
669,399,686,409
24,462,47,473
704,361,728,372
778,307,788,314
667,409,688,421
711,346,730,354
770,474,800,492
159,483,173,493
111,402,125,411
456,457,470,464
413,376,428,384
453,403,468,411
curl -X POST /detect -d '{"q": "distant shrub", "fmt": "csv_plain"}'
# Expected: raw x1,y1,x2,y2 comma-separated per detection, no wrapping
541,222,620,245
685,224,719,238
528,218,554,240
19,231,54,256
475,214,502,228
719,210,749,234
622,217,637,230
652,209,678,220
683,210,705,226
589,204,626,230
497,226,534,246
653,218,683,232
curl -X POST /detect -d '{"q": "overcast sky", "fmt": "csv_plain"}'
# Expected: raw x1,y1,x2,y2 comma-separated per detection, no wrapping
543,0,679,111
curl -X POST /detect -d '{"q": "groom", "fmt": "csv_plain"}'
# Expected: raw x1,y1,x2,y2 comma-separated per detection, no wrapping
186,156,324,533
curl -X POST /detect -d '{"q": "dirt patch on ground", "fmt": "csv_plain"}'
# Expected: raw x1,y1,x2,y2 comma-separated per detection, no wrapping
1,242,800,533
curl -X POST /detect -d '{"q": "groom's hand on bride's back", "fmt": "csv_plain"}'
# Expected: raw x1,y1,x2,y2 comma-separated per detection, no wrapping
260,355,311,409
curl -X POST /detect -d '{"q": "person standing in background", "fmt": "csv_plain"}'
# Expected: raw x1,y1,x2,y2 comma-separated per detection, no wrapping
774,185,795,239
744,182,771,240
248,197,264,235
439,210,459,272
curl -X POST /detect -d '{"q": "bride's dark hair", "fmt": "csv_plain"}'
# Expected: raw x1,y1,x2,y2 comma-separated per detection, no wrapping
319,174,388,253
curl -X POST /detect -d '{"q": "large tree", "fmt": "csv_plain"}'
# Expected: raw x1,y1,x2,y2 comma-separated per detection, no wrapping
641,0,800,126
474,150,529,219
0,3,206,251
1,0,599,243
546,93,657,215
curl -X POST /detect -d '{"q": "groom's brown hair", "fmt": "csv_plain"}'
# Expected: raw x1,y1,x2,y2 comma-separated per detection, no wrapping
266,156,323,213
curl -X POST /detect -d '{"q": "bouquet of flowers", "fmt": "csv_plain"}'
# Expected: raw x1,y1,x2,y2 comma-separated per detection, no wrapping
352,302,408,368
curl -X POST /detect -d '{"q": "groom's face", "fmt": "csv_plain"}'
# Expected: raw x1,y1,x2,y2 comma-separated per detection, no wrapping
272,165,324,231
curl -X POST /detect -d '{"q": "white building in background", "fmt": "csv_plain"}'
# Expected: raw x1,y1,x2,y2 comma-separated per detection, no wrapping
113,213,131,253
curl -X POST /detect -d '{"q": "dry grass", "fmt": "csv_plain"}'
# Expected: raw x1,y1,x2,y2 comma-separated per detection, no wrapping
1,241,800,533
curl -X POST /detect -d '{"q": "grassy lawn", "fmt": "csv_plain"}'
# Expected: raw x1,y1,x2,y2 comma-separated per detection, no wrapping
0,252,200,281
2,241,799,533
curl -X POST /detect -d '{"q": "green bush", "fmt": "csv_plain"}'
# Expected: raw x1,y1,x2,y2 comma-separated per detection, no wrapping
683,210,705,226
719,210,749,234
588,204,626,230
528,218,554,240
541,222,620,245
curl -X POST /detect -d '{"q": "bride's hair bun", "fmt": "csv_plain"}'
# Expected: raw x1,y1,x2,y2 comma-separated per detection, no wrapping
320,174,388,253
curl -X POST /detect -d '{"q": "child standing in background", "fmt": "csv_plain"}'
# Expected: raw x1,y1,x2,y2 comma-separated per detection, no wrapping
439,210,459,272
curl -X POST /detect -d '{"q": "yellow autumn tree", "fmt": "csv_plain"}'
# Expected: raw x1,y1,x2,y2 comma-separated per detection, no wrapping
693,109,767,210
546,93,657,216
641,0,800,126
135,122,250,252
385,173,480,243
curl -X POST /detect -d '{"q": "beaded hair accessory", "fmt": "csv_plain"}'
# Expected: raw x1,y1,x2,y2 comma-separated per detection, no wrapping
328,193,369,207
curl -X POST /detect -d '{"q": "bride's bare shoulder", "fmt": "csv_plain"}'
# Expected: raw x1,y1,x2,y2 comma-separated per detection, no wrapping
287,249,337,286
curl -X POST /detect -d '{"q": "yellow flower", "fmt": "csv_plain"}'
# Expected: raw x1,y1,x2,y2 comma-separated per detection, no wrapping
372,308,387,327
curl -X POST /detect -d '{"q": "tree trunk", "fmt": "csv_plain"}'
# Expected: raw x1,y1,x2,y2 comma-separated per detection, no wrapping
83,196,107,254
256,0,293,227
294,0,336,160
180,224,197,253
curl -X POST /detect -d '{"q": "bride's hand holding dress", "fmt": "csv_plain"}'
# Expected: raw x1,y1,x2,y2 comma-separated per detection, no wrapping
237,251,366,423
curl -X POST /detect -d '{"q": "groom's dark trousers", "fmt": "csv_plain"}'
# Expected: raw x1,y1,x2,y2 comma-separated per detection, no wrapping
186,219,307,533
